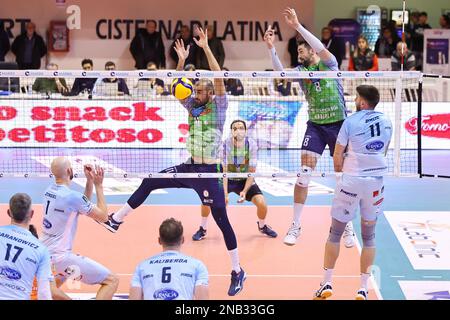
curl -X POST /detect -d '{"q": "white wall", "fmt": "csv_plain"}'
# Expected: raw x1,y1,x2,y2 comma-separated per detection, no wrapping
1,0,315,70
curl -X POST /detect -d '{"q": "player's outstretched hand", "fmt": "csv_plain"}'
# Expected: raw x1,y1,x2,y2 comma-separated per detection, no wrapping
84,164,94,182
284,7,300,29
193,26,208,49
264,25,275,49
174,39,190,61
92,165,105,186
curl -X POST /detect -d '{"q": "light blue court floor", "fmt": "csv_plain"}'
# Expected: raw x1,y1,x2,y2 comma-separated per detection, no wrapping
1,174,449,300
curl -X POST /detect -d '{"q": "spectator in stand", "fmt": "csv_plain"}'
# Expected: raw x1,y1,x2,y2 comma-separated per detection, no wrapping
375,26,399,58
32,63,69,94
11,22,47,69
130,20,166,69
348,35,378,71
439,14,450,29
413,12,432,70
195,25,225,70
288,33,303,67
67,59,97,96
170,25,196,67
391,42,416,71
137,61,167,96
93,61,130,95
271,79,292,96
321,27,345,68
222,67,244,96
0,21,10,62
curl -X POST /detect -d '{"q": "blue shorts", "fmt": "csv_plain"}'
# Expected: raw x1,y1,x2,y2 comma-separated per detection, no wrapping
301,120,344,156
227,179,263,202
158,161,225,207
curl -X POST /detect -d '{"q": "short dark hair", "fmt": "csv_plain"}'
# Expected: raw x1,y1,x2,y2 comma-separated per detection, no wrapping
230,119,247,130
159,218,183,246
356,85,380,108
105,61,115,68
81,59,93,67
420,12,428,17
297,41,312,50
147,20,157,27
9,193,32,223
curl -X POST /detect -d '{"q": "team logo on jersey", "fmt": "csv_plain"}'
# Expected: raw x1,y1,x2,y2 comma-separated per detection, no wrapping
153,288,179,300
203,190,209,198
0,266,22,281
43,218,52,229
366,141,384,151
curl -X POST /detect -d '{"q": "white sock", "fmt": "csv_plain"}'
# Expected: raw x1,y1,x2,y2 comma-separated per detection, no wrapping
228,248,241,273
200,217,208,229
258,219,266,228
113,203,133,222
293,203,304,226
360,273,371,290
323,268,334,284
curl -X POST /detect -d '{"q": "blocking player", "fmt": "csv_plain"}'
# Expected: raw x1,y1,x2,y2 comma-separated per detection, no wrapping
41,157,119,300
100,27,246,296
264,7,355,246
0,193,53,300
130,218,209,300
314,85,392,300
192,119,277,241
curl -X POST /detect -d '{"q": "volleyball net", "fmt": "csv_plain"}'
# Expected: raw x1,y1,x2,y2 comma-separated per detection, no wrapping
0,70,421,178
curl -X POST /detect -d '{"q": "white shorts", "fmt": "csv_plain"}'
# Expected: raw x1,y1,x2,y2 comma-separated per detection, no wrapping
52,253,111,285
331,174,384,223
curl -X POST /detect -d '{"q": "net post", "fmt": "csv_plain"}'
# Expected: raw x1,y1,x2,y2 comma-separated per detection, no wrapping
393,77,403,177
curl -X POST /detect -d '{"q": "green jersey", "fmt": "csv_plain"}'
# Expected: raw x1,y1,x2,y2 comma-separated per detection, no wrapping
182,95,228,162
296,57,346,124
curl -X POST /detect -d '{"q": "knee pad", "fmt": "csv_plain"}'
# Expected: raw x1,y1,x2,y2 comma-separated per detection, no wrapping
361,222,376,248
328,218,347,244
296,165,312,187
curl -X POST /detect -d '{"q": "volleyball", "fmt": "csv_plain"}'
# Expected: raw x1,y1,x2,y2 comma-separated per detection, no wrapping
171,77,193,100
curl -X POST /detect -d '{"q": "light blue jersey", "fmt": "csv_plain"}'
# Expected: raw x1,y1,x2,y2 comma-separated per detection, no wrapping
131,250,208,300
337,110,393,176
41,183,94,257
0,225,52,300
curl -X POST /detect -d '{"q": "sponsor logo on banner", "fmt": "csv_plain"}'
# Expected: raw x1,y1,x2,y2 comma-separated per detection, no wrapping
399,281,450,300
405,114,450,139
32,156,166,195
385,211,450,270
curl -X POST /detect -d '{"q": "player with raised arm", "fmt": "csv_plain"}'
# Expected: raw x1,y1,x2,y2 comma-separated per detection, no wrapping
100,27,246,296
314,85,392,300
264,7,355,247
0,193,53,300
41,157,119,300
130,218,209,300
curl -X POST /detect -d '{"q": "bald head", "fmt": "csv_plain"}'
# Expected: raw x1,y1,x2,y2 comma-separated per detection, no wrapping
51,157,73,180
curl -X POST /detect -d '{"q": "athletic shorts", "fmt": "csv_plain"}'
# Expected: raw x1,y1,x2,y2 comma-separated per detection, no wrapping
227,179,263,202
157,161,225,207
301,120,344,156
52,253,111,285
330,174,385,223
